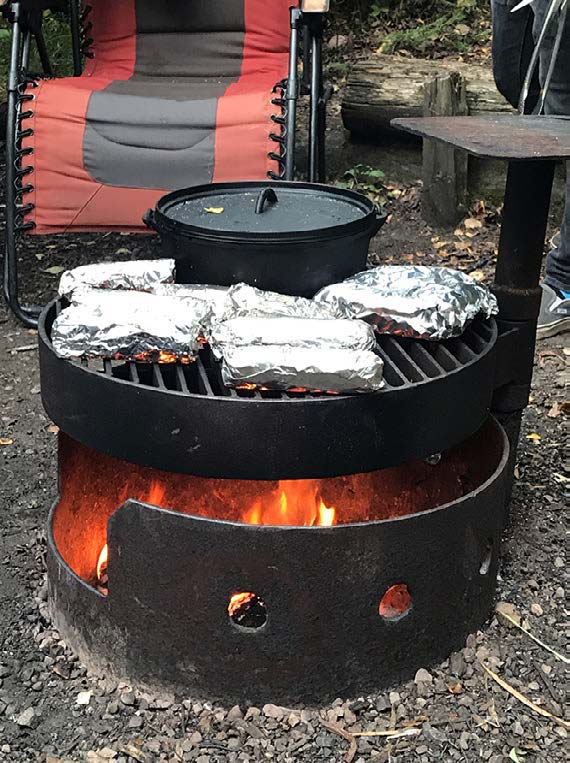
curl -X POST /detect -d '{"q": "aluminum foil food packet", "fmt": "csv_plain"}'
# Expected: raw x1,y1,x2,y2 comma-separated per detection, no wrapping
151,283,229,332
314,266,498,340
58,259,175,299
210,316,377,359
221,283,344,321
51,289,203,361
221,346,384,393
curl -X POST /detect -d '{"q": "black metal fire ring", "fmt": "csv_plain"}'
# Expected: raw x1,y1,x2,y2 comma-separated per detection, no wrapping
47,418,509,705
39,299,498,479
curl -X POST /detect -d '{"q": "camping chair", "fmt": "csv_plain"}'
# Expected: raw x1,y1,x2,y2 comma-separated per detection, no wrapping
2,0,332,327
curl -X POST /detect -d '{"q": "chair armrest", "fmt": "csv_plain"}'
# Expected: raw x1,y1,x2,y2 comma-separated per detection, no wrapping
301,1,330,11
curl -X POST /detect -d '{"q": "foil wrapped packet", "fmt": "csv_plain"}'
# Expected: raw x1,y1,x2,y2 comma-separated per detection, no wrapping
58,259,175,299
210,316,377,359
151,283,229,332
221,346,384,393
222,283,343,321
315,266,498,340
51,289,203,361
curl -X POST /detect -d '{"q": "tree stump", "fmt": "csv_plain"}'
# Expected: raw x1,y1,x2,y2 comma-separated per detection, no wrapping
422,71,468,227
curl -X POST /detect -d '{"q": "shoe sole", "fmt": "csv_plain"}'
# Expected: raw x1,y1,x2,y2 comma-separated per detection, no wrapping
536,317,570,339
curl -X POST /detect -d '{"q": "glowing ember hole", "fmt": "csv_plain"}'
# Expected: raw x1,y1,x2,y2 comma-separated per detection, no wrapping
378,584,412,620
228,592,267,630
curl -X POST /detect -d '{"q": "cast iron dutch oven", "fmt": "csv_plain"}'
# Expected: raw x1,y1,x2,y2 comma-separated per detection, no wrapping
143,181,387,297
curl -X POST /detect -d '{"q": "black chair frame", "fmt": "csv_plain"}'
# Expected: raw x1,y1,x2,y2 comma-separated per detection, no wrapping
2,1,331,327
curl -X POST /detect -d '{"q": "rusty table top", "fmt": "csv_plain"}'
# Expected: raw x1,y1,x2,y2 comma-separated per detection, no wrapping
392,114,570,161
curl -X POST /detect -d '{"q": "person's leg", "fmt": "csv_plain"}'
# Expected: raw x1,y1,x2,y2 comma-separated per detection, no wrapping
491,0,540,110
532,1,570,336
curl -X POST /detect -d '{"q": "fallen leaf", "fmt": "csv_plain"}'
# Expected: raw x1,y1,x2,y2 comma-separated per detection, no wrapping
464,217,483,230
119,745,148,762
509,749,526,762
42,265,65,275
538,349,562,367
353,728,421,740
496,601,521,628
526,433,541,441
0,438,13,446
469,270,486,282
495,605,569,663
319,719,357,763
115,247,130,256
447,681,463,694
547,402,562,418
204,206,224,214
480,663,570,727
48,424,59,434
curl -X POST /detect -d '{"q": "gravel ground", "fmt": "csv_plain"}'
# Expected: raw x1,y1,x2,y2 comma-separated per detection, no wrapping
0,160,568,762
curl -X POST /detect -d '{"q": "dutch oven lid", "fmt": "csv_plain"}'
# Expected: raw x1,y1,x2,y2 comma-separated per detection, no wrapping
154,181,379,240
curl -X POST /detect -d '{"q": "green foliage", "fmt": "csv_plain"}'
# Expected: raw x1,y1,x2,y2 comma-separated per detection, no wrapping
377,0,490,56
0,10,73,92
338,164,386,201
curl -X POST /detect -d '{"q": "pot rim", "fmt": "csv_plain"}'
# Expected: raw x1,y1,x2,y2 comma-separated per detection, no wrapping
149,181,387,245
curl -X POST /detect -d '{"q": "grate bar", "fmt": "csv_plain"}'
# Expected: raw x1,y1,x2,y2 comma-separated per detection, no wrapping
59,315,495,401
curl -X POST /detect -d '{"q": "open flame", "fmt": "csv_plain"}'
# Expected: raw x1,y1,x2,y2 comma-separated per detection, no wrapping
96,543,108,590
94,479,335,590
243,480,336,527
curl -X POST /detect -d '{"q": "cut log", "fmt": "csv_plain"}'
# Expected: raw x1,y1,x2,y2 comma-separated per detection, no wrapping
341,55,513,135
422,71,468,226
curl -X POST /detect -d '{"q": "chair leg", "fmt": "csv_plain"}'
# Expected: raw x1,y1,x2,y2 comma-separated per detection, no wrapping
3,8,40,328
69,0,83,76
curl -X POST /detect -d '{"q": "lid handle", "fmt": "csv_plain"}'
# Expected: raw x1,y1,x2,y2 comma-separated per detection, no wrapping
255,187,278,215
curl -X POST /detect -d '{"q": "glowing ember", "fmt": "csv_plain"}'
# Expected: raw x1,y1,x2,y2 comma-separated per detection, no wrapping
243,480,336,527
228,591,256,618
228,592,267,629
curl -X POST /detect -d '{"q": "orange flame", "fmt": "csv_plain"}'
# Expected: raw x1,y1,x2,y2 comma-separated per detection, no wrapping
96,543,108,583
243,480,336,527
228,591,256,618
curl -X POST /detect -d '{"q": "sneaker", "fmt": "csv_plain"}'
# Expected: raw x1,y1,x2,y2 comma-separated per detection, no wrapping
536,284,570,339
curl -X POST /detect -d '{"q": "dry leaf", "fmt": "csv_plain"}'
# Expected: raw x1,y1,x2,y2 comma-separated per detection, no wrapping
496,601,521,628
495,605,569,663
48,424,59,434
42,265,65,275
547,402,562,418
0,438,13,446
319,719,357,763
464,217,483,230
119,745,149,762
481,663,570,727
204,206,224,214
447,681,463,694
469,270,485,282
526,433,541,441
353,728,421,740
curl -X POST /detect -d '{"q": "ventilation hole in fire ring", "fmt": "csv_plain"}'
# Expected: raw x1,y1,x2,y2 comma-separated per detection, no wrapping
228,592,267,630
479,540,494,575
378,584,412,621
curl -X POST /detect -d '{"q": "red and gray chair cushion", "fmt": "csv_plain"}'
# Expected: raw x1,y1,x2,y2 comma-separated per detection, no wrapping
22,0,291,233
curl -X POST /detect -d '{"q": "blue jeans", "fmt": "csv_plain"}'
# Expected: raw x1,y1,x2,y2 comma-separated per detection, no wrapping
491,0,570,293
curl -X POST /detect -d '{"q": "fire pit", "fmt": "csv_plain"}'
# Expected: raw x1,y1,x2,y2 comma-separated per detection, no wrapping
40,299,509,704
38,116,569,706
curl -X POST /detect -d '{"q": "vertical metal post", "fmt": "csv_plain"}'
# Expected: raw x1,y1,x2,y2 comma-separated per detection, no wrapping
284,7,302,181
492,159,555,505
69,0,83,76
308,27,323,182
34,30,53,76
3,3,38,327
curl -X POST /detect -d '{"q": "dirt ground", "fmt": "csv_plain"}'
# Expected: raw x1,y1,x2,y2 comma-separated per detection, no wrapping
0,143,568,762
